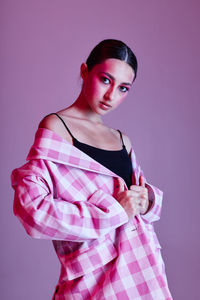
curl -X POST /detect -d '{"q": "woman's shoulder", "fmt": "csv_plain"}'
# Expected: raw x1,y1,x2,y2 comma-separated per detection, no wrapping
121,132,132,155
38,113,72,143
111,128,132,155
39,113,58,129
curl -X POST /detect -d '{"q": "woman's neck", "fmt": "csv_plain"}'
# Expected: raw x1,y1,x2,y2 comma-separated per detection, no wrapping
64,93,103,124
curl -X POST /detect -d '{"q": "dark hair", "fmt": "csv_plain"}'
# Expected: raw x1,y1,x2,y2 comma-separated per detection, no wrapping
86,39,138,80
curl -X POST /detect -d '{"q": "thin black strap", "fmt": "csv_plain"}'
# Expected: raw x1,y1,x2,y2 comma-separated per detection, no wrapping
51,113,75,139
117,129,125,148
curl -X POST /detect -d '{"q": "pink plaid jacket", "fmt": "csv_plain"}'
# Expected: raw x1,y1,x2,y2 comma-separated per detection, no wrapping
11,128,172,300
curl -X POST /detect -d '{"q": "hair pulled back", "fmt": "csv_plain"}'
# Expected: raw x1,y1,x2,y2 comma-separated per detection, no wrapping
86,39,138,80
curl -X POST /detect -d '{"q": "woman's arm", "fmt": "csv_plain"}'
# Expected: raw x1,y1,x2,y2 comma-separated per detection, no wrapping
11,160,129,242
120,133,163,223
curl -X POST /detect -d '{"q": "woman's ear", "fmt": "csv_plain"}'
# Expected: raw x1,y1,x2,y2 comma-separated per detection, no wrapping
80,63,88,81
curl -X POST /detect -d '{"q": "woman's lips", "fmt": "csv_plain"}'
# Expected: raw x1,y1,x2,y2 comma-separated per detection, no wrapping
100,101,112,110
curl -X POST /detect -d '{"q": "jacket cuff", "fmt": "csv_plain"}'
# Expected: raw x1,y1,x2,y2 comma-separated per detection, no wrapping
140,183,163,223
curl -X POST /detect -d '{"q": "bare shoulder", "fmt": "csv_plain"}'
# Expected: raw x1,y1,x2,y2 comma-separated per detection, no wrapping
39,114,61,132
111,128,132,155
121,132,132,155
38,114,72,142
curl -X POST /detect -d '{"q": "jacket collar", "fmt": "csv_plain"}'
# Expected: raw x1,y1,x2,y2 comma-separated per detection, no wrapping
27,128,120,177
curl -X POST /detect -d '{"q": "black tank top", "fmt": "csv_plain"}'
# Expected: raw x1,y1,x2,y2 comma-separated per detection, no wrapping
52,113,133,188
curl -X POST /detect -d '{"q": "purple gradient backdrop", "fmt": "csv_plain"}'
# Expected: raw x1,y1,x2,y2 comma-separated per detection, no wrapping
1,1,200,299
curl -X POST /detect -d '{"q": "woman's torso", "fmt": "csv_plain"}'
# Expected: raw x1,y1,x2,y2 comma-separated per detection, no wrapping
39,110,132,153
39,112,133,188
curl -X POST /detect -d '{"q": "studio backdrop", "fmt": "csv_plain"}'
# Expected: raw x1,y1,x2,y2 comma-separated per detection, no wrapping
1,1,200,299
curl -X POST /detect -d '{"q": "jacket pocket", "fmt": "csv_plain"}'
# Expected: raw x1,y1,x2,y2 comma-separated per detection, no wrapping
65,237,118,280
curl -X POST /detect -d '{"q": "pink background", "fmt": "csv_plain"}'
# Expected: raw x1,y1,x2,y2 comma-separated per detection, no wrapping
1,0,200,299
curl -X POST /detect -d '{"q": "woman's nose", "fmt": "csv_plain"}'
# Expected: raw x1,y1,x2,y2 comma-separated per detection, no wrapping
104,87,114,101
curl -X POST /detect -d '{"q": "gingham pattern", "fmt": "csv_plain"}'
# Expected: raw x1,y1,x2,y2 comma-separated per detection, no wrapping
11,128,172,299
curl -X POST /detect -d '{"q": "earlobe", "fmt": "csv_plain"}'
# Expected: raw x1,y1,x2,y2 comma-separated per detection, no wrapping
80,63,88,80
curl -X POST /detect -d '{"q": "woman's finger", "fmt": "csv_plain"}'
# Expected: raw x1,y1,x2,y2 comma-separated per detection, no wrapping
139,175,146,187
129,185,143,192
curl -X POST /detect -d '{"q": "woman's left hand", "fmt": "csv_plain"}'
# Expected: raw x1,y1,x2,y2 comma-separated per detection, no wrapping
129,176,149,215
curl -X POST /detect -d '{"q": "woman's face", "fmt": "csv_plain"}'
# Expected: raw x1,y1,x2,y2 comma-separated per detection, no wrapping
81,58,135,115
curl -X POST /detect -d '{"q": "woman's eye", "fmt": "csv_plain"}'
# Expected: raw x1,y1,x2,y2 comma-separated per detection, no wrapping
101,77,110,84
119,86,129,93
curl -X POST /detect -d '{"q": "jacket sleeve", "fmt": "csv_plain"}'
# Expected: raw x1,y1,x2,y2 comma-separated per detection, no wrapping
130,149,163,223
11,160,129,242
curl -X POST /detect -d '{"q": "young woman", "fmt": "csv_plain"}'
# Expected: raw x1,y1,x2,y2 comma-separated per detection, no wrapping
11,39,172,299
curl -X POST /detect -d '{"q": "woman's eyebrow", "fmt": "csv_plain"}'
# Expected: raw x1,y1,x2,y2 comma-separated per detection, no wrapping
101,72,132,86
